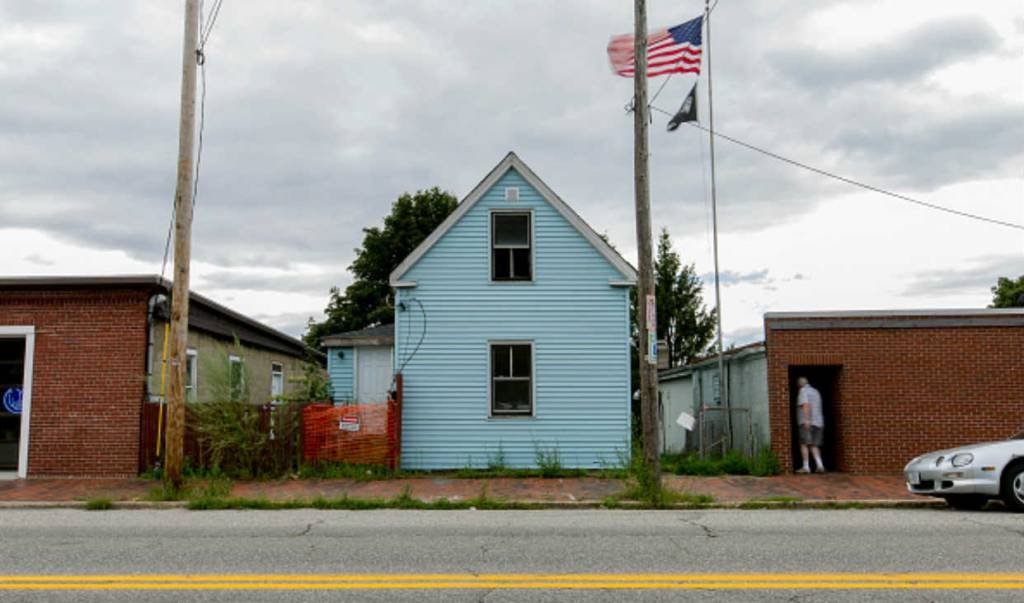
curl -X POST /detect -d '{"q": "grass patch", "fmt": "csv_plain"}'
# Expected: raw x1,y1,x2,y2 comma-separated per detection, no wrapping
738,495,804,509
297,462,397,481
607,485,715,509
145,482,189,502
184,485,530,511
663,447,782,477
85,497,113,511
144,476,234,502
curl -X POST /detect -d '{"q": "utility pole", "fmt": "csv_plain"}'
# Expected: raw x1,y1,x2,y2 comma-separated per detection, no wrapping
165,0,200,489
633,0,661,490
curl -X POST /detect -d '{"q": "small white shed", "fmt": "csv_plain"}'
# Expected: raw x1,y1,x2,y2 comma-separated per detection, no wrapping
322,324,394,404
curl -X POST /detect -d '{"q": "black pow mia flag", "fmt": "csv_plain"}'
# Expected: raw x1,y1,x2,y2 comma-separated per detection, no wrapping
667,83,698,131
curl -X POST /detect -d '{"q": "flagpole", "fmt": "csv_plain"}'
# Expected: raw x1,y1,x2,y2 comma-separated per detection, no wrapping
704,0,731,454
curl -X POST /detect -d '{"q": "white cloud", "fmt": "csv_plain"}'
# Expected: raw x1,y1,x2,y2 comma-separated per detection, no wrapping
1,0,1021,341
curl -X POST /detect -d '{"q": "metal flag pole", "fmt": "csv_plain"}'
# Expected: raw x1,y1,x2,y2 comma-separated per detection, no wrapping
704,0,731,455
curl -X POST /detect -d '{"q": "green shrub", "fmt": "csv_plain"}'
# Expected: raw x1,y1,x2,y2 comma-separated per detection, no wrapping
666,447,782,477
672,453,724,476
534,443,563,478
750,446,782,477
719,450,750,475
487,444,507,471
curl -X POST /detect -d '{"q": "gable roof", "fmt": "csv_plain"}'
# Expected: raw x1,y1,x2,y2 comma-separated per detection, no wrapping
389,152,638,286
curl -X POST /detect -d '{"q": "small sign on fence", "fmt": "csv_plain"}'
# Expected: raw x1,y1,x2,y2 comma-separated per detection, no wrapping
339,416,361,432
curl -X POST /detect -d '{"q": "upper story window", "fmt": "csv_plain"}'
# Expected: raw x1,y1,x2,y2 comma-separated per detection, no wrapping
271,362,284,398
492,212,531,281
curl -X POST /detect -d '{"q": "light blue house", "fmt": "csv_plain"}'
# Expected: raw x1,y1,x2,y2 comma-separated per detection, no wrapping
385,152,637,470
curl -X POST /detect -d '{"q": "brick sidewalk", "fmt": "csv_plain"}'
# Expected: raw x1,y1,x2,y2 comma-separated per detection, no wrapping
0,473,913,504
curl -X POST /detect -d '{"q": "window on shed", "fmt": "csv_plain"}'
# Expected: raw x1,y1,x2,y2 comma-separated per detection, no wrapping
271,362,284,398
490,343,532,416
491,213,531,281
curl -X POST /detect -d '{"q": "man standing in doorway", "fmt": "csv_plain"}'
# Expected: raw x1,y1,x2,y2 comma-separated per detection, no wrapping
796,377,825,473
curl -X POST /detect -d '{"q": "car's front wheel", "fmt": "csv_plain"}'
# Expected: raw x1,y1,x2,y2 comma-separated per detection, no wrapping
942,494,988,511
1000,461,1024,513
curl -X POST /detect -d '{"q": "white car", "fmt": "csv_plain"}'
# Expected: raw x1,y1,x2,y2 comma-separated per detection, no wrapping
904,429,1024,512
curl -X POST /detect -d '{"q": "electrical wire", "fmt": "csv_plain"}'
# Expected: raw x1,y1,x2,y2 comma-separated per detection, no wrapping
159,0,223,282
648,104,1024,231
393,298,426,388
200,0,224,48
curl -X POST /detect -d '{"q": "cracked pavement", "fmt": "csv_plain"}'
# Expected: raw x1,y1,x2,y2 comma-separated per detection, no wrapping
0,508,1022,601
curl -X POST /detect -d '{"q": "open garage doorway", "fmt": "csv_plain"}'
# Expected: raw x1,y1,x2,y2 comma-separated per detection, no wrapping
0,327,34,478
788,365,842,472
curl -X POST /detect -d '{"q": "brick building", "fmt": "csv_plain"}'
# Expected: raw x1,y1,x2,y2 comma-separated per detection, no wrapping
765,309,1024,473
0,276,315,478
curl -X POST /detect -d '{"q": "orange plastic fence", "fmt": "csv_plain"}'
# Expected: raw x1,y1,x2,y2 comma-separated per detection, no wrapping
301,380,402,469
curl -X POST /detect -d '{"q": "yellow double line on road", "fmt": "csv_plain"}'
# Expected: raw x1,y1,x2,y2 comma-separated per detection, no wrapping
2,573,1024,590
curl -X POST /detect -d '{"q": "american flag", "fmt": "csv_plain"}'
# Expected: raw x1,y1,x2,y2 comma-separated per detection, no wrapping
607,15,703,78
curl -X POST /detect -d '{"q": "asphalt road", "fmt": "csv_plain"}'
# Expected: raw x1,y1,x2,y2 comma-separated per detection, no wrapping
0,508,1022,601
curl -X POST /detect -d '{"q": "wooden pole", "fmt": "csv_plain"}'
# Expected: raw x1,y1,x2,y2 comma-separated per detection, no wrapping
633,0,661,490
705,0,731,453
165,0,201,488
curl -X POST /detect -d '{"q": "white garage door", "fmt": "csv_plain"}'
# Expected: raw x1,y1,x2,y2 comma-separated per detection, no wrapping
356,346,393,403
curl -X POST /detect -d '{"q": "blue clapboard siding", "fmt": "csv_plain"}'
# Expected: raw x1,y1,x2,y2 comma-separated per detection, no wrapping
395,168,631,469
326,346,354,403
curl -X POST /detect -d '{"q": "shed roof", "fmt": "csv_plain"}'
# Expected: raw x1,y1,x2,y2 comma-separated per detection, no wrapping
0,275,314,359
658,341,766,383
321,323,395,348
388,152,638,286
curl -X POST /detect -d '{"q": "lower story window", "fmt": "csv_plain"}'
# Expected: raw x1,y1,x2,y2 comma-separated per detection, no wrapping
490,342,532,416
271,362,284,398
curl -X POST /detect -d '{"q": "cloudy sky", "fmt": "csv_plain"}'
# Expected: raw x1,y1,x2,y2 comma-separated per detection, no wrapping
1,0,1022,344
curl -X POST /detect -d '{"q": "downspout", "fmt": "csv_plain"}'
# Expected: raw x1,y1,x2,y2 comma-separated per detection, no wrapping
145,293,169,460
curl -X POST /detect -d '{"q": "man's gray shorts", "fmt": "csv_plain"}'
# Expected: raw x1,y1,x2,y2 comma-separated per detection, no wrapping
799,425,823,447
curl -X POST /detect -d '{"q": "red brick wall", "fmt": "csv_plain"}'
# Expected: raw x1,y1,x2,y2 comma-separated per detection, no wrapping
766,318,1024,473
0,289,150,477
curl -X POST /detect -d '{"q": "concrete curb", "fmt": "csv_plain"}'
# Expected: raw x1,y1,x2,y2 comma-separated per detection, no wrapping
0,498,945,511
0,501,188,510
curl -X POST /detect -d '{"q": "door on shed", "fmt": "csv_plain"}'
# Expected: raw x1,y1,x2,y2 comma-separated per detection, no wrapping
356,346,393,403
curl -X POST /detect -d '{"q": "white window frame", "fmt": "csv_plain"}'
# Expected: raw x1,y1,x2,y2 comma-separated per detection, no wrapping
228,354,244,401
270,361,284,399
488,340,534,418
490,209,533,283
185,348,198,402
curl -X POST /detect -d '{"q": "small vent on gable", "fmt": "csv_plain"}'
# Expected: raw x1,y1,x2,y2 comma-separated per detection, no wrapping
504,186,519,202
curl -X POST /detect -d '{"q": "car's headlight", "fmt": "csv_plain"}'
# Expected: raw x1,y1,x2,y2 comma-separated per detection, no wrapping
951,453,974,467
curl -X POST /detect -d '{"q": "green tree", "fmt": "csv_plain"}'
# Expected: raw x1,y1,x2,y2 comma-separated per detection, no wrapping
654,228,716,368
304,187,458,349
991,274,1024,308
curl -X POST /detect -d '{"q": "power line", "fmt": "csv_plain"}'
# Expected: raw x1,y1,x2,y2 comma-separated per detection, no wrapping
200,0,224,48
648,104,1024,231
160,0,224,282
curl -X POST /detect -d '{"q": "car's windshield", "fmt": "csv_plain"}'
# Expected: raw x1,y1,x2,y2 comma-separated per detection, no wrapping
1012,428,1024,440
